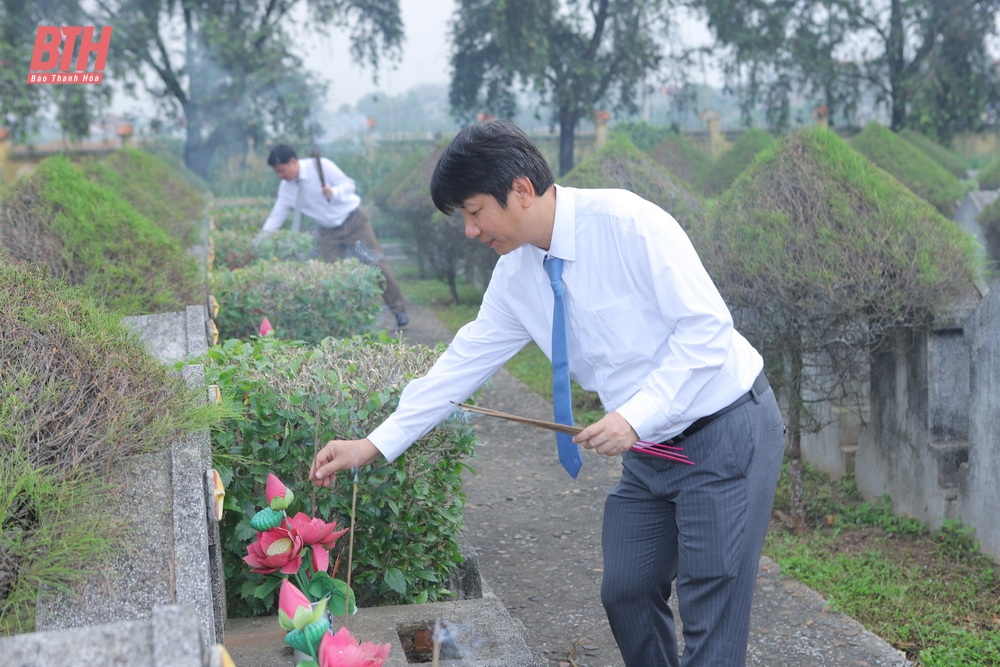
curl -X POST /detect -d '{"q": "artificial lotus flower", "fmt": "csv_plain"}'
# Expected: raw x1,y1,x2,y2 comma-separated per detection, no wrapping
266,473,295,511
243,525,303,575
259,317,274,337
288,512,349,548
278,579,327,631
317,626,391,667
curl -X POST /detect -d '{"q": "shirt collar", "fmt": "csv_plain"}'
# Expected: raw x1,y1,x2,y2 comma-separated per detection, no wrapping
546,184,576,262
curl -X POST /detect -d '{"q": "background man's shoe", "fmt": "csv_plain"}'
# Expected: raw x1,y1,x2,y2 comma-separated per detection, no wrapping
394,311,409,328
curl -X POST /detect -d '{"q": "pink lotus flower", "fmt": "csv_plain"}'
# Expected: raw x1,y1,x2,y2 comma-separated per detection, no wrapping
318,627,390,667
243,525,303,575
266,473,294,511
259,317,273,336
288,512,349,548
278,579,328,631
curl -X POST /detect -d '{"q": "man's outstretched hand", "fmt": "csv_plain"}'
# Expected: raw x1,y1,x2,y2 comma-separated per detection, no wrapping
310,438,381,487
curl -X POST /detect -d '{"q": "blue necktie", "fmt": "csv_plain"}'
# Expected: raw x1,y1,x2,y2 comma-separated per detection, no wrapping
544,256,583,478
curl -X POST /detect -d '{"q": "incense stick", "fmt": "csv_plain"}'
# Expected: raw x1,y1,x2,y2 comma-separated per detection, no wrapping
451,402,694,465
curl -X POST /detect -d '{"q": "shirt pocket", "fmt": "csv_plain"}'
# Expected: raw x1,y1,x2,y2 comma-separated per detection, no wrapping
580,295,655,368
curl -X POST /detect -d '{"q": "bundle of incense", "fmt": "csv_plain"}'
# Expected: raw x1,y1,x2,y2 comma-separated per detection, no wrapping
451,402,694,465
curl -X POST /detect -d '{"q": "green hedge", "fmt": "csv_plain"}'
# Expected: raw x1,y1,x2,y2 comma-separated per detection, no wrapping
975,195,1000,269
212,259,383,343
850,122,968,217
0,157,203,315
203,334,478,615
210,229,316,270
975,158,1000,191
645,132,713,193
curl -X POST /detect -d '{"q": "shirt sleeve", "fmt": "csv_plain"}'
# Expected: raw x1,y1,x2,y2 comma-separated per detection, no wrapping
320,157,356,202
613,205,738,439
367,278,532,461
261,182,293,232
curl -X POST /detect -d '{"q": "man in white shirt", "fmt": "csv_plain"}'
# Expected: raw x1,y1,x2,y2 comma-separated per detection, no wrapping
259,145,408,327
310,120,785,666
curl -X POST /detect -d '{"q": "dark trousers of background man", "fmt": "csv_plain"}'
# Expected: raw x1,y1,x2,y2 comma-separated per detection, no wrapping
317,205,407,315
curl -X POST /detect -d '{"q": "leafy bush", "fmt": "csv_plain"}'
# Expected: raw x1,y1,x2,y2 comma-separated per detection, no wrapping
701,128,777,196
0,157,203,315
386,142,449,280
0,257,220,632
202,335,479,616
212,259,383,342
80,148,208,247
210,229,316,270
898,129,970,179
424,210,498,303
849,122,968,216
561,135,704,229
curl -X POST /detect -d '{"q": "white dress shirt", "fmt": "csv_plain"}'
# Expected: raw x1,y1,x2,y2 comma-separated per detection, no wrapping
368,185,763,462
261,156,362,231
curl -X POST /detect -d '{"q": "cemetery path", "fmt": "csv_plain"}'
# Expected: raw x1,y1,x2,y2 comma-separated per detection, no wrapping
394,303,913,667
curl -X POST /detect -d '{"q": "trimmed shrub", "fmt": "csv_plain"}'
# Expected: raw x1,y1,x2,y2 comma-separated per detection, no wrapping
212,259,383,343
210,229,316,271
203,334,478,615
850,122,968,216
701,128,778,196
0,156,203,315
0,256,220,633
561,135,704,229
80,148,207,247
899,129,970,179
645,132,713,192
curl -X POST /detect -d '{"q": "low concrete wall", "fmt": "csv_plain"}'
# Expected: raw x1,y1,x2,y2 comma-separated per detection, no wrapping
856,283,1000,560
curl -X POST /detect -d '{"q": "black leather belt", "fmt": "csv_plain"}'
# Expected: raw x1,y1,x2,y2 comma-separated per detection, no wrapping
661,370,770,446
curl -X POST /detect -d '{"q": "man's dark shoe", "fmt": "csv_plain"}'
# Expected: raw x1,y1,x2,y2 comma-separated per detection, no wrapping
394,311,409,328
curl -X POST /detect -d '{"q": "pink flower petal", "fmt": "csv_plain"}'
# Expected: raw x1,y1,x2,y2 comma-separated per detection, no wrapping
259,317,273,336
265,473,288,504
278,579,311,620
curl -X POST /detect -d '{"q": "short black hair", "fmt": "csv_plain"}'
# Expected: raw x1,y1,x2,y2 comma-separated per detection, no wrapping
267,144,297,167
430,119,554,215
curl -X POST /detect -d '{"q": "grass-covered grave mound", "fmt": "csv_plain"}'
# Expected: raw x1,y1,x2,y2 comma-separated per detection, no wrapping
80,148,208,247
696,126,980,390
975,157,1000,192
0,156,204,315
212,258,383,343
0,256,219,634
701,128,778,197
898,129,970,179
976,195,1000,269
645,131,713,194
203,334,478,615
849,122,968,217
560,135,704,229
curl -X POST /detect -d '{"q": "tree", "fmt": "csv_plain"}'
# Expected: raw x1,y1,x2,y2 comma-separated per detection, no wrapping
83,0,403,178
692,0,1000,135
449,0,672,175
694,128,980,529
1,0,109,141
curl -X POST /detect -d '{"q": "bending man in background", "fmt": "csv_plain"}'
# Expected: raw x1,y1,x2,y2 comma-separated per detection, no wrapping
259,144,409,328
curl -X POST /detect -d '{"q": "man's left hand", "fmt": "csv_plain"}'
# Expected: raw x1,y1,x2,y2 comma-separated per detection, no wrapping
574,412,638,457
322,185,333,199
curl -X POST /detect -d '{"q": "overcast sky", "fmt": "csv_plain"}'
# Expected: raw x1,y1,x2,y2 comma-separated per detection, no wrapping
303,0,456,111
